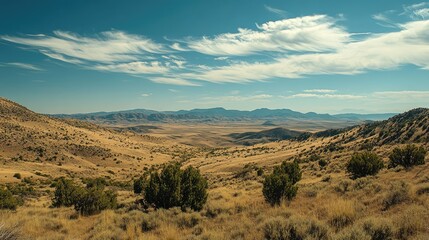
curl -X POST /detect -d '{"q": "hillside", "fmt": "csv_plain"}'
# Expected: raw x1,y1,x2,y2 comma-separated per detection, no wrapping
305,108,429,147
0,98,194,183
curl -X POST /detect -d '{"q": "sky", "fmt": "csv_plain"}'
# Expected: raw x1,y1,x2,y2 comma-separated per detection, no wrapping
1,0,429,114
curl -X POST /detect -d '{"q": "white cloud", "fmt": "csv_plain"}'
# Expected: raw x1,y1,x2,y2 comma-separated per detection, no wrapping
168,89,179,92
303,89,337,93
149,77,200,86
1,31,166,64
283,93,364,99
214,56,229,61
95,61,169,74
183,19,429,83
403,2,429,19
6,62,43,71
181,15,350,56
141,93,152,97
372,11,399,28
264,5,287,16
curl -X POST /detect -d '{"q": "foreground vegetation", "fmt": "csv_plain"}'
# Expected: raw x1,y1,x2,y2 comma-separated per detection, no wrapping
0,143,428,239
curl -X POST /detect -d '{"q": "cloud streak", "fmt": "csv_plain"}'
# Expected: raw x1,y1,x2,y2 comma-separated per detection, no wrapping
180,15,349,56
5,62,43,71
2,31,167,64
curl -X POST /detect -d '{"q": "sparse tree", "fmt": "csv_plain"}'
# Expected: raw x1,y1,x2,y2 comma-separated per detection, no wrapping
181,166,208,211
157,163,182,209
263,160,301,206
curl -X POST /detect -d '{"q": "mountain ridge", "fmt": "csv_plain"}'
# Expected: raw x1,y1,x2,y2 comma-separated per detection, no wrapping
52,106,396,124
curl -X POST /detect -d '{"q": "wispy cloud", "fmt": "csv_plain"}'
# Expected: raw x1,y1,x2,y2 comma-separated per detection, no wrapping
200,94,273,104
403,2,429,19
303,89,337,93
5,62,43,71
283,93,364,100
141,93,152,97
372,10,399,28
148,77,200,86
373,90,429,99
1,31,167,64
180,15,349,56
94,61,169,74
264,5,287,16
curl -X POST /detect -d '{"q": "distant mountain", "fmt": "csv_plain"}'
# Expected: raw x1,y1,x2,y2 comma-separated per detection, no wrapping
52,107,396,124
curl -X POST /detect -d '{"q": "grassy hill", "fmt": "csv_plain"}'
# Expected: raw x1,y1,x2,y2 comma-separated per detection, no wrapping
0,97,194,183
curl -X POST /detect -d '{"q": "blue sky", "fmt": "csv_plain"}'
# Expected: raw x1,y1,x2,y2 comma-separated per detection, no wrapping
1,0,429,114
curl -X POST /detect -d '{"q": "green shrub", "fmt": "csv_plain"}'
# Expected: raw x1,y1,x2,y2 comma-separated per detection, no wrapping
0,187,19,210
74,187,117,216
346,152,384,178
389,145,426,168
157,163,182,209
52,177,81,207
12,173,21,180
275,160,302,184
52,177,117,216
318,159,328,168
84,177,108,189
180,166,208,211
144,163,208,211
263,160,301,206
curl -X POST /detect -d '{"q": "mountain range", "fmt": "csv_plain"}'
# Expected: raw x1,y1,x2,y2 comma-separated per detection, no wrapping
53,107,396,124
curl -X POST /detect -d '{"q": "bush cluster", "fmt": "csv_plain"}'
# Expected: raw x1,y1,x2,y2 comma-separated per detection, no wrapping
143,163,208,211
389,144,426,168
52,177,117,216
346,152,384,178
0,187,19,210
262,160,301,206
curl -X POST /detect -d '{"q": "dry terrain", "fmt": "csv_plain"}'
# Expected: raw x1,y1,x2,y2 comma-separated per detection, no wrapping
0,97,428,239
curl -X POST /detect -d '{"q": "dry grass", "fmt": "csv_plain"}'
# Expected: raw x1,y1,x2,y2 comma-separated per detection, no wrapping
325,199,358,230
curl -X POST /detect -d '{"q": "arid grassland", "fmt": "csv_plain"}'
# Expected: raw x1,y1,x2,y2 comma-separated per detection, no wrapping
1,98,428,240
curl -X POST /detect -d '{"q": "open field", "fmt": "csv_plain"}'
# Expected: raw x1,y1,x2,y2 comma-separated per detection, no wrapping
104,118,363,148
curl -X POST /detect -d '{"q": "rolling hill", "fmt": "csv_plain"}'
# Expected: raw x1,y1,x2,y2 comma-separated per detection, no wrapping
0,97,193,182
